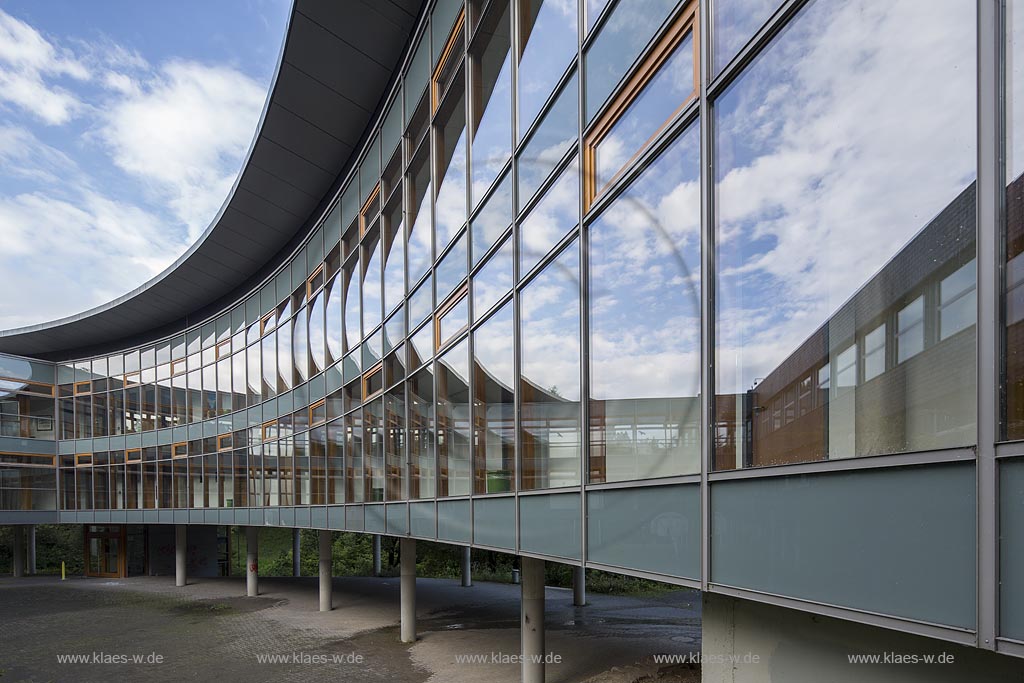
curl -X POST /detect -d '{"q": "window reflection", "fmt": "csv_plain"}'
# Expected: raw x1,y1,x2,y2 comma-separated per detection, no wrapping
589,124,701,482
1003,1,1024,438
407,146,433,282
713,0,976,469
517,0,577,139
473,302,515,493
435,79,468,250
517,73,578,208
437,337,471,496
408,366,436,497
344,261,360,352
712,0,781,76
473,234,513,321
584,0,680,121
520,240,581,489
472,171,512,263
363,228,383,332
470,0,513,207
519,157,579,276
383,195,405,317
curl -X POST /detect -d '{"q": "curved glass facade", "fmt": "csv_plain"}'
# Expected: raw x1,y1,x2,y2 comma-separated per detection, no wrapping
1,0,1022,654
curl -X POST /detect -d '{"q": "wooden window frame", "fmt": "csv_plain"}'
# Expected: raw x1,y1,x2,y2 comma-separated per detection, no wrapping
434,283,469,350
74,381,92,395
261,419,277,442
0,377,55,397
309,399,327,426
582,1,699,211
217,434,233,452
171,442,188,459
75,453,93,467
359,183,381,237
216,339,232,360
307,263,325,299
124,372,141,387
260,311,276,336
171,359,187,376
126,448,142,464
431,8,466,113
362,363,384,401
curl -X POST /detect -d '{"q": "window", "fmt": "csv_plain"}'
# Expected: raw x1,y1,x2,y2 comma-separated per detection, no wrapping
261,420,277,443
835,345,857,389
432,7,465,113
862,323,887,382
473,301,515,493
517,0,577,138
126,448,142,463
359,183,381,237
171,359,187,376
519,158,579,276
435,284,469,350
469,0,512,207
172,443,188,459
897,296,925,363
363,364,384,400
217,434,233,452
310,399,327,426
307,263,325,298
75,453,92,467
74,381,91,395
260,311,276,336
216,340,231,360
939,260,976,340
583,2,697,209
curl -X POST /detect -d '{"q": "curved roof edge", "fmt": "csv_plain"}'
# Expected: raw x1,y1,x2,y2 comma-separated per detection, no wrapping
0,0,424,361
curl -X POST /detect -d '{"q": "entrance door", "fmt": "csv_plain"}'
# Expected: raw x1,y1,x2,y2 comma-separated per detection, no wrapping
84,525,126,578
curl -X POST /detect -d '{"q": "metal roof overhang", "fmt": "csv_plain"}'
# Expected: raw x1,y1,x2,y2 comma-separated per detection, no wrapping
0,0,424,361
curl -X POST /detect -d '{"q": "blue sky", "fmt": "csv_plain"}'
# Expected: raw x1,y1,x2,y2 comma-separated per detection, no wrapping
0,0,290,330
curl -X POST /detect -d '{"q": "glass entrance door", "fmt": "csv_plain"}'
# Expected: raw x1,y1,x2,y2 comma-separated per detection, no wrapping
84,525,126,577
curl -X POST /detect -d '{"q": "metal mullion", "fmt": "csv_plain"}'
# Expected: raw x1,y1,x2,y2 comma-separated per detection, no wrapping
976,0,1004,651
585,473,701,491
511,0,522,555
576,0,588,577
707,447,975,482
705,0,808,102
698,0,713,595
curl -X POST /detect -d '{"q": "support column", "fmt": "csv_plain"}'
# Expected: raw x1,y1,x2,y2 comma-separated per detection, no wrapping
521,556,545,683
460,546,472,587
400,538,416,643
572,565,585,606
12,526,24,578
292,528,301,577
27,525,36,575
174,525,186,587
319,530,332,612
246,526,259,597
372,534,382,577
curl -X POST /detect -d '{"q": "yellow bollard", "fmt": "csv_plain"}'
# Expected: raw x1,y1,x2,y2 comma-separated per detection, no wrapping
61,561,66,581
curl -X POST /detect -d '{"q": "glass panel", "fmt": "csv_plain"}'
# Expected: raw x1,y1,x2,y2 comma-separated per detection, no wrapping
517,73,578,208
344,261,361,352
584,0,678,121
713,0,782,76
589,124,701,482
519,157,579,276
473,234,513,321
326,272,343,365
713,0,976,469
472,170,512,263
408,366,436,498
438,293,469,347
383,194,406,316
309,290,326,375
363,228,383,332
385,386,406,500
473,301,515,493
407,146,433,281
435,81,469,249
436,232,468,301
346,411,364,503
410,275,434,329
277,317,293,392
437,337,471,496
364,399,385,502
470,0,513,207
1004,0,1024,439
293,307,309,383
592,30,695,193
520,241,581,489
517,0,578,138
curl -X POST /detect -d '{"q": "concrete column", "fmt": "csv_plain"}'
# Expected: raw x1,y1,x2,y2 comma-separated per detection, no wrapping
572,565,585,606
372,534,382,577
292,528,301,577
400,538,416,643
319,530,332,612
246,526,259,597
461,546,472,587
12,526,24,578
27,525,36,575
521,556,545,683
174,525,187,587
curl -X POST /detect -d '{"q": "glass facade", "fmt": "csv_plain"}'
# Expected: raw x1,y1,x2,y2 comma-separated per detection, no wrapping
0,0,1019,651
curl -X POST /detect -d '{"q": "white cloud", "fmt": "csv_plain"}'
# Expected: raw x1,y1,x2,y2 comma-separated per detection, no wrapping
99,60,266,242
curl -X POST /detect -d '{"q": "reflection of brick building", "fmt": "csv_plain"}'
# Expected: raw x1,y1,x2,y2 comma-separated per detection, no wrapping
1005,172,1024,438
716,182,980,469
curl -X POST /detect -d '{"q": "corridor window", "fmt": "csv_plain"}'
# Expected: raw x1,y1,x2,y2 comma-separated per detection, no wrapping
939,260,976,341
584,3,697,209
862,323,886,382
897,297,925,363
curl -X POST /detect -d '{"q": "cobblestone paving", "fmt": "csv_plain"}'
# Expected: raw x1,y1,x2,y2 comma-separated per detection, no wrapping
0,575,701,683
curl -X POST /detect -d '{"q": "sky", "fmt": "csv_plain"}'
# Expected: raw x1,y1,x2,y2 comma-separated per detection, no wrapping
0,0,291,331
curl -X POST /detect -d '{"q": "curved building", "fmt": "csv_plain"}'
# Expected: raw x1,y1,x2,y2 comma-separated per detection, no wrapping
1,0,1023,679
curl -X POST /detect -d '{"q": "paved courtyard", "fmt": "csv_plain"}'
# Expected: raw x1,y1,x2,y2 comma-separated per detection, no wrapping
0,574,700,683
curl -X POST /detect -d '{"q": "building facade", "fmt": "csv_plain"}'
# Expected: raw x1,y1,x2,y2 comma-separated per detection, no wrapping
1,0,1023,678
